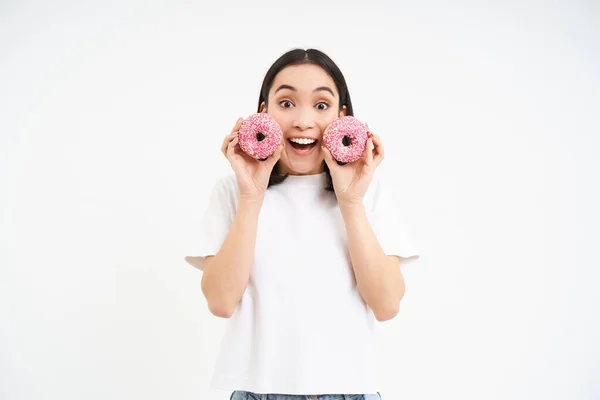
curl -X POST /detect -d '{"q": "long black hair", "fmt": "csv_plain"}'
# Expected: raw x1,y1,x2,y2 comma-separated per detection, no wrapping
257,48,355,194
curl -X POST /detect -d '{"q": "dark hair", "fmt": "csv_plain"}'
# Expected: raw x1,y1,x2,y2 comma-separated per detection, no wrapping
257,48,354,195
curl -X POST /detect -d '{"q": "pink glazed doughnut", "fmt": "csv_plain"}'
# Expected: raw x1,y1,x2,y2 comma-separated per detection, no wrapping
323,116,368,164
238,113,283,161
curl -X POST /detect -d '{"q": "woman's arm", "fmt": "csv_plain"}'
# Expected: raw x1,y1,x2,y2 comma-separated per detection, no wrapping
200,197,263,318
340,202,405,322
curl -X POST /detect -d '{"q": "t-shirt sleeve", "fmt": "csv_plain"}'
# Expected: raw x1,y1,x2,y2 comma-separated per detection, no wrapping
184,177,236,272
367,177,420,267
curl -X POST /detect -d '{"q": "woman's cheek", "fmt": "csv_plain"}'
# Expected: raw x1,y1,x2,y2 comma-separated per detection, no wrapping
269,113,286,128
319,114,337,128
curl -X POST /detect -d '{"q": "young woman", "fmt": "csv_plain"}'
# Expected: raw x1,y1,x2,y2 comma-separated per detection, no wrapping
185,48,419,400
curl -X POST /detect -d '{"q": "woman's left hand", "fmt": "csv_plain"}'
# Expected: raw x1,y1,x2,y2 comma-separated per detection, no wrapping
321,124,385,206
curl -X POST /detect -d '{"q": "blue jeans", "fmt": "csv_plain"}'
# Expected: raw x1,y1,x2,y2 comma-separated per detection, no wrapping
230,392,382,400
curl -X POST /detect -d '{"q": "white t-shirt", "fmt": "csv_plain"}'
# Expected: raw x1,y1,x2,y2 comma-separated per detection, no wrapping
185,171,419,395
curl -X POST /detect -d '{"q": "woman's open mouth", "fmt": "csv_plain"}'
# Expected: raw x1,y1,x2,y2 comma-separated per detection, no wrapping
288,138,318,155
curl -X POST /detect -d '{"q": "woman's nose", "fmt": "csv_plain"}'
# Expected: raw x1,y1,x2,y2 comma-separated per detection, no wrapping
292,111,317,130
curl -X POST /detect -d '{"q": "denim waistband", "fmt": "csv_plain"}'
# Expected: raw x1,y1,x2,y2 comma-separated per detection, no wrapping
230,391,382,400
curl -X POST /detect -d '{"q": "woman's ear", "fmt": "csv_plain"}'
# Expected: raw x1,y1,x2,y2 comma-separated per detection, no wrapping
339,105,347,117
259,102,267,113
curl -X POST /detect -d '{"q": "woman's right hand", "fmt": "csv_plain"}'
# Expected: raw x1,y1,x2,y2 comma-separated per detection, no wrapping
221,117,285,201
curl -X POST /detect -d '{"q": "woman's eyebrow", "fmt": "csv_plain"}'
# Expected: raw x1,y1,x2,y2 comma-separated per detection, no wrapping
274,84,335,97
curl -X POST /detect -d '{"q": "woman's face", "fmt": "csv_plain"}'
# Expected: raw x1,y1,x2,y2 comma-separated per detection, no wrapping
260,64,347,176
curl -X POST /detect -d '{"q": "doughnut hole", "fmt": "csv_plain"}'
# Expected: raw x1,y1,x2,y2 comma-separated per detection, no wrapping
256,132,268,160
335,136,352,165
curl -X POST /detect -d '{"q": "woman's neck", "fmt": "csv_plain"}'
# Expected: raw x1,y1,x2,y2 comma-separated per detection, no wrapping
276,162,325,176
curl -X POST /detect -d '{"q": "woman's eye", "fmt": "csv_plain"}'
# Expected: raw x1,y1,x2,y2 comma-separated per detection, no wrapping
280,100,294,108
316,102,329,110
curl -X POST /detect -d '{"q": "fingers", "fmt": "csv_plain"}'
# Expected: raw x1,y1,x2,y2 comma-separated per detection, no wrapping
226,136,239,160
222,132,237,156
365,136,374,166
321,144,337,170
222,117,243,156
361,123,373,165
231,117,243,133
364,123,384,168
265,142,285,169
371,132,384,167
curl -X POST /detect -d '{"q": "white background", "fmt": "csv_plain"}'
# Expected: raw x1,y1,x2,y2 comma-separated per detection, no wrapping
1,1,599,399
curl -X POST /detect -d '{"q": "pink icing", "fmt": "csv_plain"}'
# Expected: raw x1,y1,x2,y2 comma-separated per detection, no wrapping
238,113,283,160
323,116,368,163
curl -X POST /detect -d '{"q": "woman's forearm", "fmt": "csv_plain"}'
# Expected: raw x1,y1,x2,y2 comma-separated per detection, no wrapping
340,202,405,321
201,197,263,318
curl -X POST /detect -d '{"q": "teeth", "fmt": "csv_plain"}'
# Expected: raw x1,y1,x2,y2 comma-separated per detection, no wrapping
289,138,316,145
